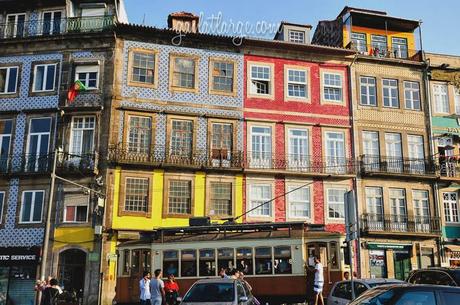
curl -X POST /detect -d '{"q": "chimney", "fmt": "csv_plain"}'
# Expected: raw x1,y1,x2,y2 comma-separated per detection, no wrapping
167,12,199,33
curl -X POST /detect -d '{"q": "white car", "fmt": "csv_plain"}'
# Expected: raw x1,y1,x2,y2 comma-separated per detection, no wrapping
327,278,405,305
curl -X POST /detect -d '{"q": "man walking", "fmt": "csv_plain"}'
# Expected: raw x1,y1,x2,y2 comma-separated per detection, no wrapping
313,257,324,305
150,269,165,305
140,271,151,305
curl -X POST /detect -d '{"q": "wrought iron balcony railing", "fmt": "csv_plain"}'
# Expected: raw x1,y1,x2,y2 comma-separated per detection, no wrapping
360,155,436,176
0,153,52,174
436,156,460,178
0,16,115,39
361,213,441,235
56,152,98,174
346,42,422,61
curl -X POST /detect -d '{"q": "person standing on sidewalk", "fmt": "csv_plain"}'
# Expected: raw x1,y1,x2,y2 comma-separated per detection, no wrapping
313,257,324,305
140,271,151,305
150,269,165,305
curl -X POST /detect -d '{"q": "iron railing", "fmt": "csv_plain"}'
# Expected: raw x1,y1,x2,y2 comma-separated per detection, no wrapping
347,42,422,61
360,155,436,176
0,153,52,174
361,213,441,234
436,156,460,178
56,152,98,174
0,16,115,39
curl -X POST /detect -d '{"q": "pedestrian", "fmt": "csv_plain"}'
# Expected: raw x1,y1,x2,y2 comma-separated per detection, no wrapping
219,268,229,279
139,271,151,305
239,272,252,291
164,274,179,305
343,271,350,280
41,278,60,305
150,269,165,305
313,257,324,305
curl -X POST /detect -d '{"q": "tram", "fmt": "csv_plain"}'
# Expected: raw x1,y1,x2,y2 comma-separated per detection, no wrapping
114,222,345,305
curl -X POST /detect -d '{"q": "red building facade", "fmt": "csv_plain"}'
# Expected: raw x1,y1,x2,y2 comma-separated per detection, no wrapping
243,39,355,285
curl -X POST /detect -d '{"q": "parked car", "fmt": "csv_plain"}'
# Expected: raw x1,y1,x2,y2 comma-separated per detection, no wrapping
178,278,257,305
327,278,405,305
349,284,460,305
407,268,460,286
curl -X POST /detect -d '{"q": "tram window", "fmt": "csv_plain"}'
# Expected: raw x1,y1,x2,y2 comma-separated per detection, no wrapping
142,249,151,272
255,247,272,275
199,249,216,276
218,248,235,271
131,250,140,274
330,242,339,269
181,249,197,277
122,250,130,275
236,248,253,275
163,250,179,277
274,246,292,274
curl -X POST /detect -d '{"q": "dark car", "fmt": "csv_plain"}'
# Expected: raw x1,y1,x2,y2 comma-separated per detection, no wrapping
407,268,460,286
349,284,460,305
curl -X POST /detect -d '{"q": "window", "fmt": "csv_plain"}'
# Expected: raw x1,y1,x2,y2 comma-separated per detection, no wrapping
42,11,62,35
351,32,367,53
75,65,99,89
274,246,292,274
286,68,308,99
171,56,197,90
163,250,179,277
440,292,460,303
443,192,459,223
124,177,149,213
181,250,197,277
199,249,216,276
249,64,272,96
210,60,235,93
4,14,26,38
209,182,232,217
255,247,272,274
385,133,402,172
413,190,430,231
26,117,52,172
362,131,380,171
408,135,425,173
371,35,387,57
287,185,310,218
250,126,272,168
130,50,156,85
404,81,421,110
327,188,346,219
332,282,352,300
329,242,340,269
288,30,305,43
382,79,399,108
395,291,435,305
248,184,272,217
0,192,4,223
236,248,253,275
33,63,57,92
170,119,193,158
287,128,309,170
433,84,449,113
322,72,343,102
360,76,376,106
0,120,12,173
0,66,19,94
366,187,384,230
389,188,407,231
168,180,192,215
63,193,89,223
128,116,152,154
455,89,460,115
392,37,408,59
325,131,346,173
20,190,44,223
81,7,105,17
210,122,233,164
217,248,234,271
70,116,95,157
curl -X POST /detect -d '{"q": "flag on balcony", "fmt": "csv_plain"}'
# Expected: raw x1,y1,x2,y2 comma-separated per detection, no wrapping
67,80,87,103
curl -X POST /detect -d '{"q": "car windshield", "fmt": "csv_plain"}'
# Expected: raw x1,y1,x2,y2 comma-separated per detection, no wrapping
352,289,394,305
183,282,235,302
368,281,402,288
452,270,460,284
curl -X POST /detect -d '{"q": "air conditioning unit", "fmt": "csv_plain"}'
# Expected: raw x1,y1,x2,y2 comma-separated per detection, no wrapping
94,225,103,235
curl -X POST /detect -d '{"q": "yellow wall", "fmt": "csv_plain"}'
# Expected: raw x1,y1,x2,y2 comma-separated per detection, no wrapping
52,227,95,251
111,169,244,231
343,25,416,51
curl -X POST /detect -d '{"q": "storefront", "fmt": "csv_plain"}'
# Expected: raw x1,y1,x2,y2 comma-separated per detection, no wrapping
0,247,40,305
444,245,460,267
366,243,412,281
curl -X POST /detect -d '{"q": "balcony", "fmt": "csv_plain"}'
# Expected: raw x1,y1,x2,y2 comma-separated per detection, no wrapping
56,152,98,175
360,155,436,179
361,213,441,236
436,156,460,179
0,153,52,175
346,42,423,62
0,16,115,40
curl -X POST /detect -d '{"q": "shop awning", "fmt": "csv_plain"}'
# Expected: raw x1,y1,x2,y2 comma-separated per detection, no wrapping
367,243,412,250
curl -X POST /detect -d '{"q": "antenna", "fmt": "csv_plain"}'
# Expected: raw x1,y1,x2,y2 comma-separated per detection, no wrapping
142,13,146,25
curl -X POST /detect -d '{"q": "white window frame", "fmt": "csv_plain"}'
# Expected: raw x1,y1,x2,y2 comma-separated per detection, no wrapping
327,187,347,220
69,116,96,156
75,65,99,89
19,190,45,224
285,67,309,101
382,79,399,108
4,13,26,38
63,194,90,223
25,117,52,172
32,63,57,92
248,62,273,98
360,76,377,106
324,131,346,173
287,127,309,170
322,71,343,103
0,120,12,171
443,192,459,223
0,191,4,224
404,81,421,110
455,89,460,115
433,84,449,114
249,124,273,169
81,7,106,17
287,184,311,220
41,10,63,35
248,183,272,218
288,30,305,43
0,66,19,94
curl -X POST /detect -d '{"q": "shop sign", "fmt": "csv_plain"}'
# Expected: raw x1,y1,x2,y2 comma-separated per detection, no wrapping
367,243,411,250
0,247,40,266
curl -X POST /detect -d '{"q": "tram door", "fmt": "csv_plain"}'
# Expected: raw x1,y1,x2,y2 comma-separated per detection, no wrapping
307,243,329,282
129,249,151,302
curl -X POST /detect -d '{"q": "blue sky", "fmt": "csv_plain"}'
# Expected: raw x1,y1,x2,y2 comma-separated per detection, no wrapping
124,0,459,55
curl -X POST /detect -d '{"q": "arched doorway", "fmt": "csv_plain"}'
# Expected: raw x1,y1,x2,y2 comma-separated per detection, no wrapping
58,248,86,304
